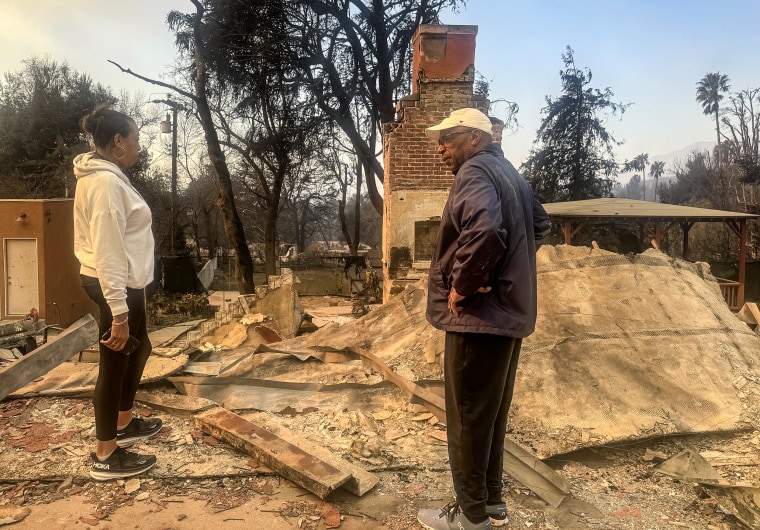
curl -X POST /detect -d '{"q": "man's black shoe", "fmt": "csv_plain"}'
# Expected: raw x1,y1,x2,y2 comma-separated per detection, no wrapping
116,416,163,447
486,502,508,527
90,447,156,481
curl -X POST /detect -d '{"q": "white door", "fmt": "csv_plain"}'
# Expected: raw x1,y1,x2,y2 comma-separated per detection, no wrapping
4,238,39,316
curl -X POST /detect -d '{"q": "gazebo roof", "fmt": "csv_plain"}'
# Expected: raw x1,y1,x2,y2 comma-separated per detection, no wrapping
541,198,758,310
543,198,759,222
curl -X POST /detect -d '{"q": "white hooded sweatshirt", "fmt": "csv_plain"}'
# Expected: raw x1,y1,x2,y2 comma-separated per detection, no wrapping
73,152,155,316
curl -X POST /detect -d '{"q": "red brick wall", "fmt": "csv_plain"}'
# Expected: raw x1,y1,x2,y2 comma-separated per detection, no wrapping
383,75,490,191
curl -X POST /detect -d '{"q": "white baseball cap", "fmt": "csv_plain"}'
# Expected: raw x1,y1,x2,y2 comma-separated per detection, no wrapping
425,108,493,141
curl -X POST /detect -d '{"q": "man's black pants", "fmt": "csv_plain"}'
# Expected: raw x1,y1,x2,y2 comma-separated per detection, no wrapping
444,331,522,521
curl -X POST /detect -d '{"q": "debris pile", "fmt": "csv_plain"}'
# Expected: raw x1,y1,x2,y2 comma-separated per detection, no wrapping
202,245,760,458
2,245,760,528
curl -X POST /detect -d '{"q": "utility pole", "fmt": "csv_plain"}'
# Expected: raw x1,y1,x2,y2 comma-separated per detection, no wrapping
152,98,186,254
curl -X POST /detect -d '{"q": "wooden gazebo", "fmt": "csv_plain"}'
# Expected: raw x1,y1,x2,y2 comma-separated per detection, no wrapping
543,198,759,309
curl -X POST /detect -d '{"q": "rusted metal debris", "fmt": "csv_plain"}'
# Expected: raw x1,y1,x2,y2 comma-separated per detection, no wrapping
655,449,760,528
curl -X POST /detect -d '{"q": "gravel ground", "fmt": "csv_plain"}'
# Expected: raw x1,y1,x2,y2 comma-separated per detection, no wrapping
1,390,757,529
1,289,758,529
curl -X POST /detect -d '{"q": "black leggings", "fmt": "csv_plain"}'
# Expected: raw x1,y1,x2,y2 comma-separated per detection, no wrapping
81,275,152,441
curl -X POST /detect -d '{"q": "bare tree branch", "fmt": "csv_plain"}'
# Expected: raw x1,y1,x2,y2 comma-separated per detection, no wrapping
107,60,197,102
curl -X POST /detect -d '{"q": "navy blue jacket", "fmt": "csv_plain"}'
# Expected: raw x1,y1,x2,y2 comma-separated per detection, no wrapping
426,144,550,337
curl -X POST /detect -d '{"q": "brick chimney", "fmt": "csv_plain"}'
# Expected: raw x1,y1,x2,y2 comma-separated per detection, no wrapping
381,24,489,301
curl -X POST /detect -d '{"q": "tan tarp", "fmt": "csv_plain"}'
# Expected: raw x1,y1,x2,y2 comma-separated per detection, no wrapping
518,246,760,456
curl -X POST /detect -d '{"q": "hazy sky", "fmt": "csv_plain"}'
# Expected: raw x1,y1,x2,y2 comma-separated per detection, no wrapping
0,1,187,103
449,0,760,166
1,0,758,170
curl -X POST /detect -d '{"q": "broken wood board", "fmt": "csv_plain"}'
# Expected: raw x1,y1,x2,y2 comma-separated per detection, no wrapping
194,407,351,499
252,413,377,497
0,314,98,401
134,391,219,417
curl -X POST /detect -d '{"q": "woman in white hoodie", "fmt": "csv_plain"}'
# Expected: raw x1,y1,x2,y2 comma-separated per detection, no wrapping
74,105,162,481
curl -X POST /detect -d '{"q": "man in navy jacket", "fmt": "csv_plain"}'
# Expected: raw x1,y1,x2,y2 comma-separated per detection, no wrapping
418,108,551,530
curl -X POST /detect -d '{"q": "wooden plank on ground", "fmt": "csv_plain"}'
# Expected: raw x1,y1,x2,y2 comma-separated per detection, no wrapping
0,314,98,402
195,407,351,499
252,413,377,497
142,389,375,496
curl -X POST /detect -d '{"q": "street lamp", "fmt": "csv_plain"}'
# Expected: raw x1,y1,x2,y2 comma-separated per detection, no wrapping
152,98,186,254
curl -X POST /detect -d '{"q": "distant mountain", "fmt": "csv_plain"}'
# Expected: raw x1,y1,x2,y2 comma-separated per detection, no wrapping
613,141,715,198
650,141,715,171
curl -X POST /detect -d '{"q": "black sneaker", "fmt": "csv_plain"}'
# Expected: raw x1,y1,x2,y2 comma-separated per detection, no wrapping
116,416,163,447
486,502,508,527
417,502,491,530
90,447,156,481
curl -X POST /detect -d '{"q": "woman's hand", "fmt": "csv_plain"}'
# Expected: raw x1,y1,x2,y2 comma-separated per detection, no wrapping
101,312,129,352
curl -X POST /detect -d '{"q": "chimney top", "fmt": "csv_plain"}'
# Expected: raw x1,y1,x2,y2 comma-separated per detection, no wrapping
411,24,478,93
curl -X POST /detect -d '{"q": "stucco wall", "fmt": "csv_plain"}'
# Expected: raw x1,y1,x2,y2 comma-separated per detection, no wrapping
0,199,97,326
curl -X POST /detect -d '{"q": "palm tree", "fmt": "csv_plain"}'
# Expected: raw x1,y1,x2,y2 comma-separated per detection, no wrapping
696,72,731,169
650,161,665,202
622,153,650,200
